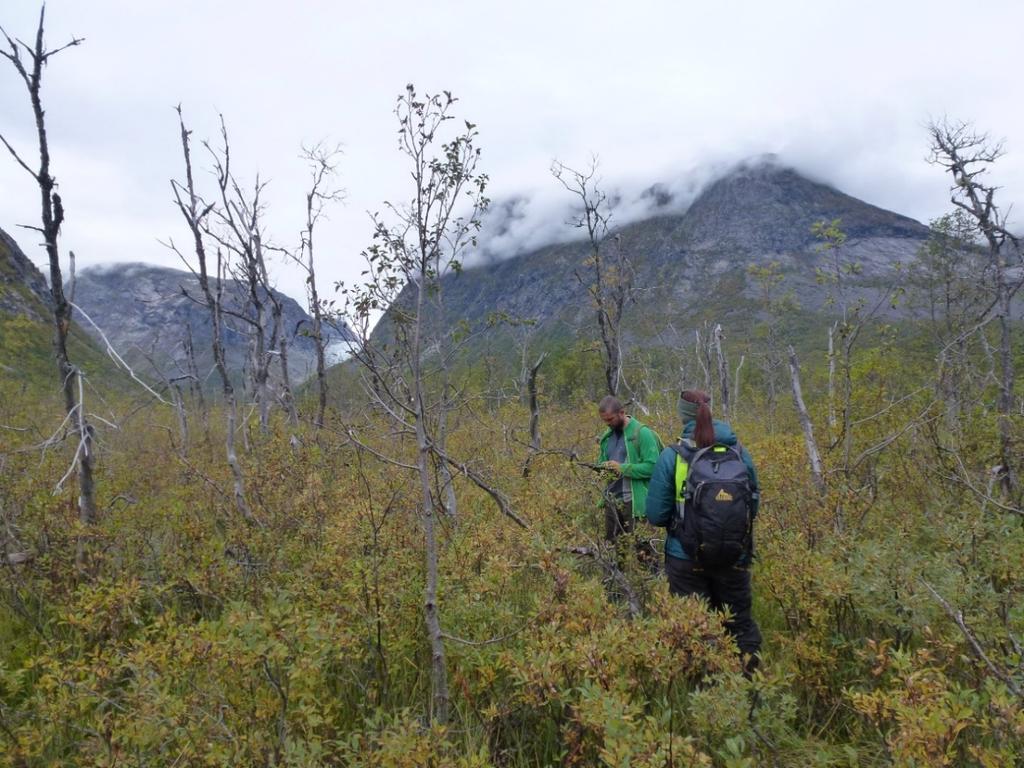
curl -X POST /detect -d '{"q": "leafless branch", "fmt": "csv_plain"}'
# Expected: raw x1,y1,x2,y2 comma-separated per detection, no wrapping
921,579,1022,699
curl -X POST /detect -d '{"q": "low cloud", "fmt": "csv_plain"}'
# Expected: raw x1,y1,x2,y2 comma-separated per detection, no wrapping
469,160,722,265
467,154,801,266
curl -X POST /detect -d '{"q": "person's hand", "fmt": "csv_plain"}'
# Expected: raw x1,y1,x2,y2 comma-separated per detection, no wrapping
603,460,622,473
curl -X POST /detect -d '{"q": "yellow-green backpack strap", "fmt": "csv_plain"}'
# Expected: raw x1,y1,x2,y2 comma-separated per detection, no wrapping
674,454,688,501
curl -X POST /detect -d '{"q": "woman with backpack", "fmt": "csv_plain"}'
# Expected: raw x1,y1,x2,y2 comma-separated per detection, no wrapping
645,389,762,676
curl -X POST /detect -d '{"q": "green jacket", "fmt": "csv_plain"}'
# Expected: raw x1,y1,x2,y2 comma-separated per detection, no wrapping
597,417,661,518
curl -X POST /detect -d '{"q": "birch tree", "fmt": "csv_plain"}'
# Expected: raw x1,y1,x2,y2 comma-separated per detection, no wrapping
552,157,635,397
201,119,284,434
169,107,258,526
928,119,1023,494
341,86,526,724
294,143,345,429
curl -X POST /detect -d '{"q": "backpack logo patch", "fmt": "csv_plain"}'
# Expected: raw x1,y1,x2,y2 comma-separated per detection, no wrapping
715,489,734,502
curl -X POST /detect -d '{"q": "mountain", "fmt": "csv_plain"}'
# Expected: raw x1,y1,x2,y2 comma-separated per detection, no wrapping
72,264,355,387
380,159,931,351
0,226,51,322
0,227,114,388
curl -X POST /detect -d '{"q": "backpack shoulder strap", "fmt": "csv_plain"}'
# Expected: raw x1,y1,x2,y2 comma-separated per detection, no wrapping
648,426,665,452
628,420,642,446
670,441,693,500
688,444,715,464
670,438,697,459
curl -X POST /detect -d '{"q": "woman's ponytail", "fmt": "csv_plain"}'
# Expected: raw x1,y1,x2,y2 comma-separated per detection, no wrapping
681,389,715,448
695,399,715,448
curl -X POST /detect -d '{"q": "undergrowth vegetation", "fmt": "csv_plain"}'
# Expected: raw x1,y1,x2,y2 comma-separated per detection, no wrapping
1,340,1022,767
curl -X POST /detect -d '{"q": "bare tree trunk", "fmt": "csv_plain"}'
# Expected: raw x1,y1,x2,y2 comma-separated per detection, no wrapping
411,276,449,724
996,290,1017,491
253,310,271,434
171,107,257,526
297,143,343,431
733,354,745,416
827,322,838,437
312,297,328,429
522,352,547,477
527,352,546,454
788,346,826,494
172,381,189,456
417,409,448,724
1,11,96,531
695,329,711,391
841,336,854,473
713,323,730,419
278,329,299,426
762,356,778,434
224,395,250,516
183,323,208,431
606,332,622,397
437,395,457,519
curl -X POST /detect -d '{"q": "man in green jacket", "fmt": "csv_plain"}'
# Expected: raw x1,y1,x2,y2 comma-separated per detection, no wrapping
596,395,662,564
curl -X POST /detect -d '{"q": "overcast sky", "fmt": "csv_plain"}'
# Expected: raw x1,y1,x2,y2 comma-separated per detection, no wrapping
3,0,1023,306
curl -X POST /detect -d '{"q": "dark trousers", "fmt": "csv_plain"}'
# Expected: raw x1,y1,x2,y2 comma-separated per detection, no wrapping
665,554,762,656
604,497,635,541
605,498,660,571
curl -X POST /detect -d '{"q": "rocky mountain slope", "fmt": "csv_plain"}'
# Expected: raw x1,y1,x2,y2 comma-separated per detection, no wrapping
71,264,354,386
0,227,51,322
382,160,931,353
0,227,114,387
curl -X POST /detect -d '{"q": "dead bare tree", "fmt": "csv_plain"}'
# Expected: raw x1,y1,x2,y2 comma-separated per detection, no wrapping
293,142,345,430
747,261,796,433
168,106,258,526
813,219,901,477
922,579,1023,701
552,157,635,396
928,119,1023,495
138,343,191,457
694,323,714,393
733,354,745,416
787,346,826,494
182,323,208,431
713,323,730,420
341,86,526,725
522,351,548,477
200,119,283,435
0,8,97,528
906,211,993,423
273,294,299,428
826,321,839,436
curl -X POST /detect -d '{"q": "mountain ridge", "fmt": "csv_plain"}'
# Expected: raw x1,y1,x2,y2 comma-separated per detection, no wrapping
71,263,354,387
0,226,118,388
384,159,930,345
0,226,51,322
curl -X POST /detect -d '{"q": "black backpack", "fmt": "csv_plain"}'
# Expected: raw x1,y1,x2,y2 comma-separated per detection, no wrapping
671,441,755,567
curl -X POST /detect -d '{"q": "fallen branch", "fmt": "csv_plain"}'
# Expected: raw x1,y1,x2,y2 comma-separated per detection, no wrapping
69,301,169,404
441,619,533,647
1,551,33,566
429,441,529,529
921,579,1022,699
561,545,641,620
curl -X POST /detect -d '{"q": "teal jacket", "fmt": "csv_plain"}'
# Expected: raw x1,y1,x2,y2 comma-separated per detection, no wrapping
645,419,759,561
597,418,661,519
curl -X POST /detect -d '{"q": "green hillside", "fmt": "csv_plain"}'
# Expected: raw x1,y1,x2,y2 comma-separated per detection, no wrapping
0,230,122,398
